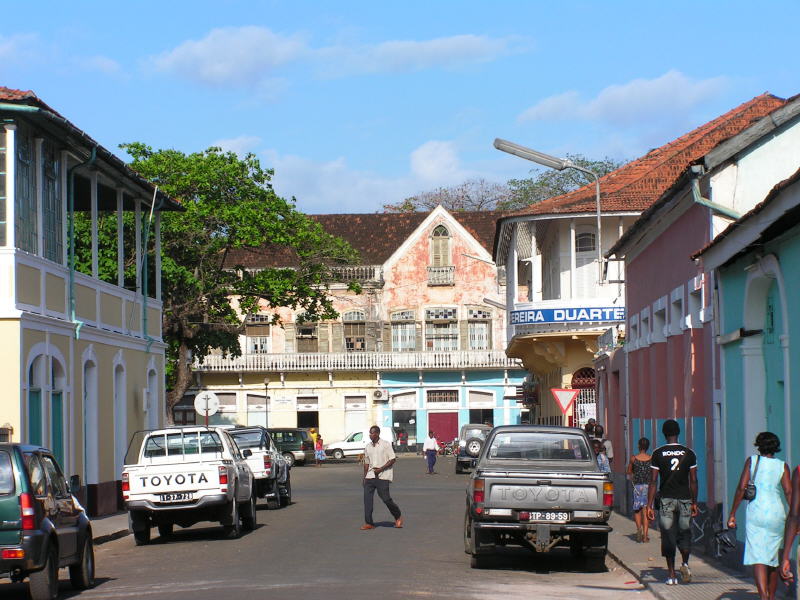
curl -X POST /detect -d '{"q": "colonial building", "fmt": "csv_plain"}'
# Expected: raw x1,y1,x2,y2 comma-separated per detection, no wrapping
0,87,179,514
186,206,526,447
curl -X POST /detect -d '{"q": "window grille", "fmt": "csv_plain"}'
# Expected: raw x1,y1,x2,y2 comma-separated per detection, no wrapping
425,321,458,351
247,336,271,354
427,390,458,403
15,132,37,254
468,308,491,320
343,310,366,321
391,310,415,321
42,141,62,264
575,232,596,253
468,321,490,350
344,322,366,352
425,307,457,321
247,313,272,323
392,322,416,352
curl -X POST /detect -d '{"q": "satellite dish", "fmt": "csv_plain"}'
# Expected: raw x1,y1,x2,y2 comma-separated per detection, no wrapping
194,391,220,417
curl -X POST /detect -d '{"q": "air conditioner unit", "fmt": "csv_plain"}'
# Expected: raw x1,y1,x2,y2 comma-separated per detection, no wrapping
373,389,388,402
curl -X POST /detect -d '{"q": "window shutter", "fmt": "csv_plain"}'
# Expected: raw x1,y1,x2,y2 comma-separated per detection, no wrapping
284,324,296,353
382,322,392,352
459,320,469,351
318,323,330,352
415,321,423,352
332,322,344,351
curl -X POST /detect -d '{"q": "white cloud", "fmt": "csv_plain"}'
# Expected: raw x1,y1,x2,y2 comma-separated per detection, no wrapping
212,135,263,156
410,140,466,183
0,33,38,62
80,55,124,76
519,70,728,126
151,26,307,87
316,34,522,77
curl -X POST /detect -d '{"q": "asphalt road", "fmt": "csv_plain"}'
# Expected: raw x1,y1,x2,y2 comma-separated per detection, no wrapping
6,454,654,600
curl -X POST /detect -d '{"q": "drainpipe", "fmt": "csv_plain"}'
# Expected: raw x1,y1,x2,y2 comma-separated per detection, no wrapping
690,165,742,220
67,148,97,339
141,188,162,354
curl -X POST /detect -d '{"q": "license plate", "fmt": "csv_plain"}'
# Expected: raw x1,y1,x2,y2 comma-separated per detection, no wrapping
525,511,569,522
158,492,193,502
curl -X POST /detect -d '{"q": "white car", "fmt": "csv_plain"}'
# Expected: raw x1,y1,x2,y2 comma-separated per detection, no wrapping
225,426,292,509
324,427,396,460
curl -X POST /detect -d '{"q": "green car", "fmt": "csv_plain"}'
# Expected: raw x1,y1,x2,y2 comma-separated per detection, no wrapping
0,444,94,600
267,428,314,467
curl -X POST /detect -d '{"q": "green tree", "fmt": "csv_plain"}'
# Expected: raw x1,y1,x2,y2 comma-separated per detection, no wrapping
502,154,624,211
77,144,358,422
383,178,511,212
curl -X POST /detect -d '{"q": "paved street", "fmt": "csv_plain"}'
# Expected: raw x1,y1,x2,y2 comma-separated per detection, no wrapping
5,455,652,600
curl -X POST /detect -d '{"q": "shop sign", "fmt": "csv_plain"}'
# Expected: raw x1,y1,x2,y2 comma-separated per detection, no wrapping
511,306,625,325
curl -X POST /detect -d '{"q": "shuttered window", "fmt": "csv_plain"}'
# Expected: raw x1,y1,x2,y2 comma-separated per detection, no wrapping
431,225,450,267
391,310,416,352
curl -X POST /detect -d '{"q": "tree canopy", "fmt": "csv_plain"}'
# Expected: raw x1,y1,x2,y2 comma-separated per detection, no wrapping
383,178,510,212
76,144,358,420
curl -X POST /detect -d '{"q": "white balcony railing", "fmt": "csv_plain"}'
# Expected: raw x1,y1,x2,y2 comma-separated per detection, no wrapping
427,265,455,285
329,265,383,284
194,350,521,372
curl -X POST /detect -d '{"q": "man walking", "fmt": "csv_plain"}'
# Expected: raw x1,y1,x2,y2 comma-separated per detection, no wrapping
361,425,403,530
422,430,438,474
646,419,698,586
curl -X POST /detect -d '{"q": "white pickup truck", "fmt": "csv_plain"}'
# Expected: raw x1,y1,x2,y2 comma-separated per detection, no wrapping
122,427,256,545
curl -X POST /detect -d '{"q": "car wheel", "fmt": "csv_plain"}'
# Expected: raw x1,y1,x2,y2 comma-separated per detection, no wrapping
465,438,484,458
455,462,463,474
29,543,58,600
222,490,242,539
332,449,344,460
282,452,296,468
129,511,151,546
280,476,292,507
463,510,474,555
242,492,257,531
157,522,174,538
470,555,488,569
69,535,95,590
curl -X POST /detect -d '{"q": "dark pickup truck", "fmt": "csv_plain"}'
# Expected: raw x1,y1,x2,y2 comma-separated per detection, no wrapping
464,425,613,569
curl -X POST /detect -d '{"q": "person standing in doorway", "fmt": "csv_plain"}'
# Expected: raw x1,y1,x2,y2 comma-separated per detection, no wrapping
422,430,438,475
361,425,403,530
592,439,610,473
584,418,597,438
594,424,614,464
646,419,698,586
627,437,652,543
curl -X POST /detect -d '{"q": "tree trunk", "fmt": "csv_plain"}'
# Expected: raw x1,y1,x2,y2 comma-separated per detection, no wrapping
166,342,193,425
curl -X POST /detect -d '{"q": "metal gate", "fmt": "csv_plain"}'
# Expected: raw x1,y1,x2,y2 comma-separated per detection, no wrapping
571,367,597,427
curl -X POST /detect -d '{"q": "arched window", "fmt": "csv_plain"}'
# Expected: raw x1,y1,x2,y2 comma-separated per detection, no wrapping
575,232,596,253
50,359,66,466
574,229,597,299
343,310,366,352
430,225,451,267
27,356,45,446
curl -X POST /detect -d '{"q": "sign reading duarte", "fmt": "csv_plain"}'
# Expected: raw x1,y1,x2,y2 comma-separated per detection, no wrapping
511,306,625,325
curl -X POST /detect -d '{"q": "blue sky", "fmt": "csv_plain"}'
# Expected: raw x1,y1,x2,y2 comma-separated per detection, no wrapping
4,1,798,214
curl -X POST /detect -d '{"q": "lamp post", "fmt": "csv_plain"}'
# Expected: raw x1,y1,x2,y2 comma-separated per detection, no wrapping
263,376,270,428
493,138,603,284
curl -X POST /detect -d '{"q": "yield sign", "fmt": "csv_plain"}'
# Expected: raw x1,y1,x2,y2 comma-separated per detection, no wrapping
550,388,580,415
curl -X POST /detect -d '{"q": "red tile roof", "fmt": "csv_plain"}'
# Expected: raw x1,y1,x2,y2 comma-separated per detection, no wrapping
225,210,506,269
508,93,788,217
0,86,65,118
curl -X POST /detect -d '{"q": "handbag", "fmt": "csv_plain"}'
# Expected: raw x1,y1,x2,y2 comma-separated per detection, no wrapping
743,456,760,501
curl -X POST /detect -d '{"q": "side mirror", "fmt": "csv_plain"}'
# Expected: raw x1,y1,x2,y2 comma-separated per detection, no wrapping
243,449,253,458
69,474,81,492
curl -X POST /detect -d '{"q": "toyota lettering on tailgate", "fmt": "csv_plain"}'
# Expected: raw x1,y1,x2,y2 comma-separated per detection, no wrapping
138,473,209,487
496,486,592,503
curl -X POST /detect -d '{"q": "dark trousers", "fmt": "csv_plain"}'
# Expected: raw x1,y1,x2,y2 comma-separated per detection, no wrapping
363,478,401,525
425,449,437,473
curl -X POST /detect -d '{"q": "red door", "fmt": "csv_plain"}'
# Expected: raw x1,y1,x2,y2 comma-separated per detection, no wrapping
428,412,458,442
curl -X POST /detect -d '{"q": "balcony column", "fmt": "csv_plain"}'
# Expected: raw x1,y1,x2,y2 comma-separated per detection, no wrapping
34,138,44,257
3,124,16,248
90,172,98,279
59,151,69,265
506,225,518,313
116,189,124,287
531,230,542,302
569,219,576,299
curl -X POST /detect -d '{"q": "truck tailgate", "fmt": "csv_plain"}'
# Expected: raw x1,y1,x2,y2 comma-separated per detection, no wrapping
484,472,605,510
126,463,220,497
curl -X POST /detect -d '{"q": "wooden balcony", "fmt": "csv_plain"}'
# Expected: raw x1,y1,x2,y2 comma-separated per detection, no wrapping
194,349,521,373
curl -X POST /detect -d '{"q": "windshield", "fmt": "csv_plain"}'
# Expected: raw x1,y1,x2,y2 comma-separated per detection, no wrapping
487,432,591,461
462,428,489,440
230,431,264,450
144,431,224,458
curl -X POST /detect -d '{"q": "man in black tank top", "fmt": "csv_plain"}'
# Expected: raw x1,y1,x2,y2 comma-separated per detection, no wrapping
646,419,698,586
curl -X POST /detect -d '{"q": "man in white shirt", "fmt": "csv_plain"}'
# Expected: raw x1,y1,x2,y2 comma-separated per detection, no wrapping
361,425,403,530
422,430,438,475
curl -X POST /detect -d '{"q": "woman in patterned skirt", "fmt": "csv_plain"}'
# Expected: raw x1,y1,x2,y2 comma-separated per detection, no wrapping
627,437,652,543
729,432,790,600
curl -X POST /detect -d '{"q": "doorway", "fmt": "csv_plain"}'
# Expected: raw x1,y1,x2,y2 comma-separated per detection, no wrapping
469,409,494,427
428,412,458,443
297,411,319,429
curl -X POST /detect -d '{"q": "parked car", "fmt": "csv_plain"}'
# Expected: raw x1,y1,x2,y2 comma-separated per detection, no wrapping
464,425,613,569
0,443,94,600
225,426,292,509
267,428,314,467
122,427,256,545
455,424,492,473
324,427,396,460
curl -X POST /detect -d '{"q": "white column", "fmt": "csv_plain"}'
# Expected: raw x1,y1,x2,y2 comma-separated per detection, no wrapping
135,198,142,294
155,211,162,301
116,189,124,287
531,229,542,302
4,124,16,248
740,336,766,450
569,219,576,299
90,172,98,279
506,225,518,343
34,138,43,257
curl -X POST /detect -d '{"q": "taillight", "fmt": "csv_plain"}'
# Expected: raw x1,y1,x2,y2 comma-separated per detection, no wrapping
603,481,614,507
2,549,24,559
218,466,228,490
519,511,530,521
472,478,485,513
121,472,130,492
263,456,272,473
19,493,36,530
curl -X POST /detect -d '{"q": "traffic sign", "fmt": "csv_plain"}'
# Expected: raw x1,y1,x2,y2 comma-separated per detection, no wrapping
550,388,580,415
194,391,220,426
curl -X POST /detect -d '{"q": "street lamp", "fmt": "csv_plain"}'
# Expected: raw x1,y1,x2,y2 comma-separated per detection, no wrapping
263,376,270,428
493,138,603,284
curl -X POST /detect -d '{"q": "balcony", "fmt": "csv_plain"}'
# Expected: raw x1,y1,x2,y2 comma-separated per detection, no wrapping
427,265,455,286
328,265,383,285
194,349,521,373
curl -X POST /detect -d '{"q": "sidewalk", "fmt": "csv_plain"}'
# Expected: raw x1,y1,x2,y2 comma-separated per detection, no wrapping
608,511,787,600
90,512,130,545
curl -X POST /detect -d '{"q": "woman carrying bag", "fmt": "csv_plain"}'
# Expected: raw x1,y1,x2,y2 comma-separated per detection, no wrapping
727,432,791,600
